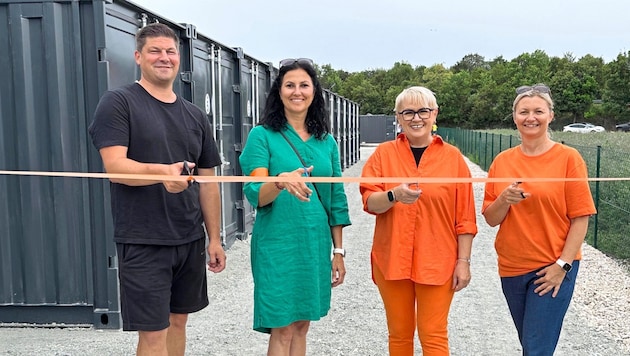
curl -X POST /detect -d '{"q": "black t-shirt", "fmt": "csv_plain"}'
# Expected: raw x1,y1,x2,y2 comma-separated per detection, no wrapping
411,146,427,166
89,83,222,245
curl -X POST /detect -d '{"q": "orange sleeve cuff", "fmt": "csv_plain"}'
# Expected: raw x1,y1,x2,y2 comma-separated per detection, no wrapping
250,167,269,177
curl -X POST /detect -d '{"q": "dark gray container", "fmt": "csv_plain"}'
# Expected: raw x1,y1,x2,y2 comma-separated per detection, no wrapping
0,0,359,328
359,115,397,143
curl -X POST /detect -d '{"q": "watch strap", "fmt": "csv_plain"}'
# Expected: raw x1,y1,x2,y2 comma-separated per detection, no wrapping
556,258,572,272
387,190,395,202
333,248,346,257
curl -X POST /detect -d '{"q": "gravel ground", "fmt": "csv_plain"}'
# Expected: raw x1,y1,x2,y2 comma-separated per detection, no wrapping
1,145,628,355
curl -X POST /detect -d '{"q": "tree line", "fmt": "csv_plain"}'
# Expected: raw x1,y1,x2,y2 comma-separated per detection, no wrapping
317,50,630,130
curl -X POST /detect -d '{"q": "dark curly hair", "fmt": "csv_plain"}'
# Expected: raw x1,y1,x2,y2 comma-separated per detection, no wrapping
258,61,329,140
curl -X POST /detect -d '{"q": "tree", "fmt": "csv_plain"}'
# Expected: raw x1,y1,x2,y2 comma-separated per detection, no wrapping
575,55,606,98
451,53,489,73
330,50,630,128
318,64,347,93
601,52,630,121
437,71,473,127
550,69,598,122
341,73,384,115
421,64,452,95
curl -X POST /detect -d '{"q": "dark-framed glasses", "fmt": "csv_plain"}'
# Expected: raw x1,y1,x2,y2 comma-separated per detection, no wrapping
398,108,435,121
279,58,314,68
516,84,551,95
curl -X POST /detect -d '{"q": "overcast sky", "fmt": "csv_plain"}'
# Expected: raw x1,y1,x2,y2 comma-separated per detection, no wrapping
130,0,630,72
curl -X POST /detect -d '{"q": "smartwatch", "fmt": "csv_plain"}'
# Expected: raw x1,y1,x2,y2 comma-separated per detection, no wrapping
387,190,396,202
556,258,572,273
333,248,346,257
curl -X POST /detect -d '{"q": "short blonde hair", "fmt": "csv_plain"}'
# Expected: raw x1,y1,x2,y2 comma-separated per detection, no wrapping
394,86,439,113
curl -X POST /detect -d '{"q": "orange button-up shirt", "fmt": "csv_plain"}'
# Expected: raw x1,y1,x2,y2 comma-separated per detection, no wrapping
360,135,478,285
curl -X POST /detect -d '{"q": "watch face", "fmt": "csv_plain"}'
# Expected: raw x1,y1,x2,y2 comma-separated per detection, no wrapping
387,191,395,202
562,263,572,272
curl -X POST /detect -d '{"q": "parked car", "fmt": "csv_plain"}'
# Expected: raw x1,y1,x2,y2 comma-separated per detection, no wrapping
562,123,605,133
615,122,630,132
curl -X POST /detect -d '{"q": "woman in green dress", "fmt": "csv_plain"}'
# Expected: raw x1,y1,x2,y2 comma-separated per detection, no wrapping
239,58,351,356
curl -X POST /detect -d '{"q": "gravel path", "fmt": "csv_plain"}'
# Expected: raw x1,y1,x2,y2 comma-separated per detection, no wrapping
1,145,628,355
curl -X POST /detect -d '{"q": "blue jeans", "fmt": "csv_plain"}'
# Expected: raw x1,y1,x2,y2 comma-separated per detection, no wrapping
501,261,579,356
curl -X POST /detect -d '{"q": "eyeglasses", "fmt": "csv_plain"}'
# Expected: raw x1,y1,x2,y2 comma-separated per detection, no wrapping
397,108,435,121
516,84,551,95
279,58,314,68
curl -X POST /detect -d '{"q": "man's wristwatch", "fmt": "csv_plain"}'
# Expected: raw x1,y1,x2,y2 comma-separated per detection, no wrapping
387,190,396,202
556,258,572,273
333,248,346,257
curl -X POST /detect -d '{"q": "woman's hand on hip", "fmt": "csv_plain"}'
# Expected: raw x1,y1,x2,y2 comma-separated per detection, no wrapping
533,264,566,297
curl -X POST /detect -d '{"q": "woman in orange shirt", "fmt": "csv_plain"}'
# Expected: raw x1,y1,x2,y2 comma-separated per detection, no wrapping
360,86,477,356
482,84,596,355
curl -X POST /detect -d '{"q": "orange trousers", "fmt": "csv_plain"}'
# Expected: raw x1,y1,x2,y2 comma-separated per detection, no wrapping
373,263,455,356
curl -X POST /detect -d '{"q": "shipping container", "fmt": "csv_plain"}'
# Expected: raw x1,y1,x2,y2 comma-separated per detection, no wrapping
0,0,359,328
360,115,397,143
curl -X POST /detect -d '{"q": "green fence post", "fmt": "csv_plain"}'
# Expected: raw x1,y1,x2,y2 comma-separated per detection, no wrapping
593,145,601,248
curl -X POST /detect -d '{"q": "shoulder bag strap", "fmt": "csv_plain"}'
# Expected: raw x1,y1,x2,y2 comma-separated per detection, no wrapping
278,130,321,199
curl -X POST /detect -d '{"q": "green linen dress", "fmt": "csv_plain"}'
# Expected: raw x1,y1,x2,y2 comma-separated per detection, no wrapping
239,125,351,333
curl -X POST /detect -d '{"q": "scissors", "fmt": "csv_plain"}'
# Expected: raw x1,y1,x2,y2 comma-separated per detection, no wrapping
183,161,195,186
302,166,310,199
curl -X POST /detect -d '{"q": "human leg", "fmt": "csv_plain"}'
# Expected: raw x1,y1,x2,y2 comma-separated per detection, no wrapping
116,243,173,354
289,321,310,356
267,321,311,356
170,237,210,314
168,238,210,354
116,239,208,354
501,272,532,344
137,329,169,356
372,264,417,356
166,313,189,356
415,279,454,356
521,262,579,356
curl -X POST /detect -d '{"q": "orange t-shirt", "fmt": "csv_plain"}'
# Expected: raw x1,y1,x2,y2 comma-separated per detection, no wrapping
482,143,597,277
360,135,478,285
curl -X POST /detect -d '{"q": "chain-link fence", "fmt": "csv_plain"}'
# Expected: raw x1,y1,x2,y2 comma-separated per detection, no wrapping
440,127,630,261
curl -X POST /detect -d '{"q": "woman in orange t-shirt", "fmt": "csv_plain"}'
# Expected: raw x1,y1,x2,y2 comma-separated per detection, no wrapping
482,84,596,355
360,86,477,356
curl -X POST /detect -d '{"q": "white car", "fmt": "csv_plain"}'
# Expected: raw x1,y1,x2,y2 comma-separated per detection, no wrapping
562,123,605,133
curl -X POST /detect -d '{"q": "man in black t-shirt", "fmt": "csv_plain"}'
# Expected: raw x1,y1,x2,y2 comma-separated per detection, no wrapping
88,23,225,355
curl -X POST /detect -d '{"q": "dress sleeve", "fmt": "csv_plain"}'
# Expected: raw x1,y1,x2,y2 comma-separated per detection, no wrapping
328,135,351,227
239,127,268,208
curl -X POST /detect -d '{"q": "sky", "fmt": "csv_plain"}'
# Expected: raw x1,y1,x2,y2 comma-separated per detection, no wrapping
130,0,630,73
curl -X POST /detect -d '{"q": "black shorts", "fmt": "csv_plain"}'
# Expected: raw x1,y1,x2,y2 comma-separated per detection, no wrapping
116,238,209,331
